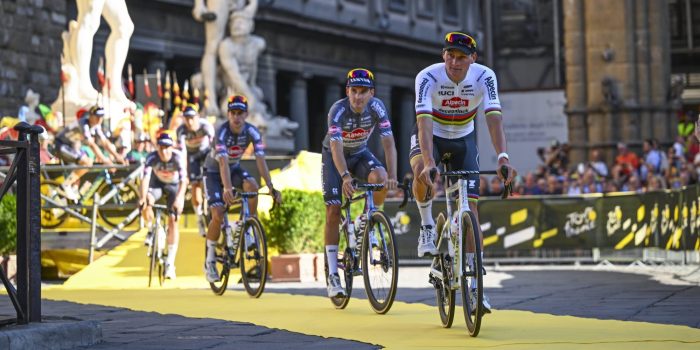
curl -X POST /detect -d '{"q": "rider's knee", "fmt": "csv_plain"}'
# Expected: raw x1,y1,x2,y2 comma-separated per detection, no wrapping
244,178,259,191
368,168,387,184
210,206,225,222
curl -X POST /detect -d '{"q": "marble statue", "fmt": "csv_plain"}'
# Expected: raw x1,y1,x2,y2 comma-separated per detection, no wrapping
52,0,135,128
192,0,298,152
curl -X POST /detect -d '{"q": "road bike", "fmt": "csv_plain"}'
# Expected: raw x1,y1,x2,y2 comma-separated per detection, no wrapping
40,168,140,229
207,190,272,298
324,179,411,314
146,204,173,287
428,155,510,336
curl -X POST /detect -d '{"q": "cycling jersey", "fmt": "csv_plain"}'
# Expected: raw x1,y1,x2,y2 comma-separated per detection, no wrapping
56,118,107,145
176,120,215,156
321,97,393,155
204,122,265,172
415,62,502,139
143,149,186,185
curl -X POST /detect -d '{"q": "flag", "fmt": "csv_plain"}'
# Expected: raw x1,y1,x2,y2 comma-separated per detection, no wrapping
127,64,135,99
97,57,105,89
193,86,200,105
173,72,181,107
203,88,209,111
156,69,163,98
183,79,190,102
143,68,152,98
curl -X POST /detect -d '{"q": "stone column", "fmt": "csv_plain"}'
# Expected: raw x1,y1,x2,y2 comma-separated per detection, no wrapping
398,89,415,178
290,75,309,151
324,79,343,113
372,83,393,160
258,54,277,115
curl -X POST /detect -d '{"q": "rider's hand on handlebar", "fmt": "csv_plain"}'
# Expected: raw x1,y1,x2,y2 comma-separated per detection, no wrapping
223,188,237,206
418,165,438,186
385,177,398,191
342,177,354,199
270,187,282,205
497,158,517,186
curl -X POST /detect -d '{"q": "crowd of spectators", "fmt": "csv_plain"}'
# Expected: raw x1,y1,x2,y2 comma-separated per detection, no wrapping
480,119,700,198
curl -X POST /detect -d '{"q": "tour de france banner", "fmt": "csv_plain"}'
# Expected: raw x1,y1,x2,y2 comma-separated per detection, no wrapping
384,186,700,260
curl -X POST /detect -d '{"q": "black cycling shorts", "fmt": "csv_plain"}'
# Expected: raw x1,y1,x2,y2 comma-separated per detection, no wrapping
409,125,480,201
205,165,254,207
322,148,384,206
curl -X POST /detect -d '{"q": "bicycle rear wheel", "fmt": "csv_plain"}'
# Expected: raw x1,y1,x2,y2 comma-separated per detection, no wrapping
98,179,140,228
209,231,232,295
434,212,455,328
461,210,483,337
40,180,68,228
240,217,268,298
324,216,353,309
362,211,398,314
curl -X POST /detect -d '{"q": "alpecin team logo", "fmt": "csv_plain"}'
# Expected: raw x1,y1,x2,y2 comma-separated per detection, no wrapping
342,128,370,140
227,145,244,158
328,125,341,135
442,97,468,108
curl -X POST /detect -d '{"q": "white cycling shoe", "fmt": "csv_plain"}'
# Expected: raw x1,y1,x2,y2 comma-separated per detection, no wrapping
417,225,438,257
327,273,346,298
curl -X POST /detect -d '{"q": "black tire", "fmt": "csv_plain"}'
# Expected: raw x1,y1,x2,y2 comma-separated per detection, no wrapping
97,179,140,228
240,217,268,298
434,212,455,328
40,180,68,228
209,227,232,295
362,211,398,314
325,214,353,309
147,232,157,288
461,210,483,337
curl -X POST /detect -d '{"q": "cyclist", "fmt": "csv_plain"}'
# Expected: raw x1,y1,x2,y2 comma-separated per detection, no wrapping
203,95,281,283
176,104,215,237
54,105,126,200
139,131,187,280
322,68,398,298
410,32,516,312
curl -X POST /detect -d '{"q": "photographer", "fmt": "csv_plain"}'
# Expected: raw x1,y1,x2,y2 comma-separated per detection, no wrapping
537,140,569,176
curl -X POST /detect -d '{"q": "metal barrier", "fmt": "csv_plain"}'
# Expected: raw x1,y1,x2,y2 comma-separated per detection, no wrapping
0,122,43,325
34,163,144,262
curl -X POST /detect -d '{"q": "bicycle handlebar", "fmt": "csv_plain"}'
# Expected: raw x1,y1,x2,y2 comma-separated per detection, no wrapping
430,165,513,199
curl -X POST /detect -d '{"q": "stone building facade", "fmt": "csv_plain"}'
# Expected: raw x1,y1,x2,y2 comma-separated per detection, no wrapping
0,0,66,116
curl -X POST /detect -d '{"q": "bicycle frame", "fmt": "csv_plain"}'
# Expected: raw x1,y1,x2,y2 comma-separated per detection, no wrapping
438,173,472,289
221,194,252,265
342,186,378,256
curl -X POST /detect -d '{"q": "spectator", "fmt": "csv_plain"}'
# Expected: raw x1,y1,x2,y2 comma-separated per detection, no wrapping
646,175,665,191
622,174,643,193
589,148,608,178
614,142,639,178
581,168,603,193
545,175,563,195
479,175,488,197
687,135,699,162
522,172,542,195
640,139,664,179
566,176,583,195
487,176,503,197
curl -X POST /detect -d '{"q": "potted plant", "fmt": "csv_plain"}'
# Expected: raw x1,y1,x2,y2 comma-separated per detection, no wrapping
261,189,325,282
0,194,17,284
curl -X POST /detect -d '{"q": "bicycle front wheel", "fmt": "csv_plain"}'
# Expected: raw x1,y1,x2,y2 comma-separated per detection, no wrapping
461,210,483,337
209,231,232,295
240,217,268,298
362,211,398,314
434,212,455,328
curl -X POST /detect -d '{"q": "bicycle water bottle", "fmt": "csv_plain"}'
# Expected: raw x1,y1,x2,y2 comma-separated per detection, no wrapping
347,219,356,249
354,215,365,249
157,225,166,251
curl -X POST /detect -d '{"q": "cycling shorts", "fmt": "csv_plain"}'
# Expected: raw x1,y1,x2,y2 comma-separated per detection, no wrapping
204,165,254,207
148,176,179,210
409,126,480,201
322,147,384,206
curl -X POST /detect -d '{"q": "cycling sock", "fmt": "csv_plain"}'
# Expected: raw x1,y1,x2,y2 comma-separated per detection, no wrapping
195,206,203,216
167,243,178,266
417,201,435,227
326,245,339,275
206,239,217,262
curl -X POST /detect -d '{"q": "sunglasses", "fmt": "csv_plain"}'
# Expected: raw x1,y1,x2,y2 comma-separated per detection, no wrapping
347,68,374,80
445,32,476,50
228,95,248,104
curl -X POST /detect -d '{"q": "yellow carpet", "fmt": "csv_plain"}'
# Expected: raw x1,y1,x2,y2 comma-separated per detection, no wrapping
42,221,700,349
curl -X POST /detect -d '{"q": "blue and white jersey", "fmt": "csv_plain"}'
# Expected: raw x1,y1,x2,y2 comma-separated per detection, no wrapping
321,97,393,155
204,122,265,172
143,149,186,184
